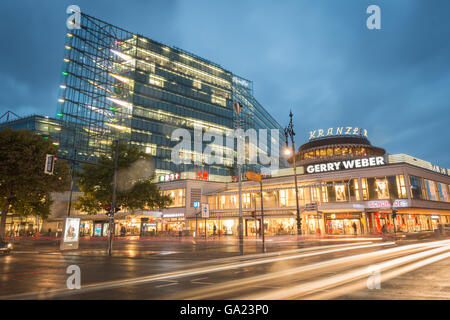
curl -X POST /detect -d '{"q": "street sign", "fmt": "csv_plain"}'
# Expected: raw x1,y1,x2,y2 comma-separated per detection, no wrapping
201,203,209,218
304,203,318,211
245,171,262,183
44,154,55,175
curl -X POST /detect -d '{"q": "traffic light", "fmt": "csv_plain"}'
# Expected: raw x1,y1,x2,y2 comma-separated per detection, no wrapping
44,154,55,175
105,203,112,217
114,205,121,213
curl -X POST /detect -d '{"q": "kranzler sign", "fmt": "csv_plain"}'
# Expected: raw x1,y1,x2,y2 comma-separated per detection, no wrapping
305,156,386,174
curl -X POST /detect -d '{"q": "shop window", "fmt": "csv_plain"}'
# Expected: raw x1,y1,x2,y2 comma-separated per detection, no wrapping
425,179,438,201
395,175,407,199
321,186,329,203
334,147,342,156
342,147,348,155
335,183,347,202
350,179,360,201
409,176,426,200
311,187,321,202
164,188,185,207
437,183,449,202
279,189,288,206
367,177,390,200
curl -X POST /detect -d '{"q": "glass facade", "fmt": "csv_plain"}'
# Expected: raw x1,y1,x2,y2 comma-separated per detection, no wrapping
57,13,285,179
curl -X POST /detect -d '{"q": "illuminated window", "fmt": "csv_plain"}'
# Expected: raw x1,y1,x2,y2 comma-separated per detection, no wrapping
374,178,389,199
352,179,360,200
425,179,438,201
321,186,328,202
320,149,326,157
361,178,369,200
280,190,288,206
437,183,449,202
335,184,347,201
334,147,341,156
193,79,202,89
396,175,407,198
149,75,164,87
163,188,185,207
327,148,333,157
211,95,226,106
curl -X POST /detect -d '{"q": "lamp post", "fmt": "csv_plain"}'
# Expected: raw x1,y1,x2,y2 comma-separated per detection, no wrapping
284,110,302,236
233,102,244,255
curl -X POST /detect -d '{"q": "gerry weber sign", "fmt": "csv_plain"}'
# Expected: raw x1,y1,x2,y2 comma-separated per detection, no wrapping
305,156,386,174
309,127,368,140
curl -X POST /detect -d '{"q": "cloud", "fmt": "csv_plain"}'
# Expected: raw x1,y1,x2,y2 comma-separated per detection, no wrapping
0,0,448,167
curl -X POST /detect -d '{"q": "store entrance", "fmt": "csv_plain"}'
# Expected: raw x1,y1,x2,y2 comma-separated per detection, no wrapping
326,219,361,235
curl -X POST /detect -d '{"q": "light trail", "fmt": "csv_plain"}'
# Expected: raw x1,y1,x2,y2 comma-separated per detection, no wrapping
308,250,450,300
243,241,450,300
180,240,449,299
0,242,392,300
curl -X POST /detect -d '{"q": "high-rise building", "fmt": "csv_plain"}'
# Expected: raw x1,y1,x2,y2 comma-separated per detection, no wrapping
57,13,285,182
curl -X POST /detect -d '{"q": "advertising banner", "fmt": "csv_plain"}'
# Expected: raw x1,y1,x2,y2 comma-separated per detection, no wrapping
60,217,81,250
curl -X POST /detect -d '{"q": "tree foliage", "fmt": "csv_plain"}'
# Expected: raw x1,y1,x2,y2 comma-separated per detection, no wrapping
0,128,70,237
75,143,172,215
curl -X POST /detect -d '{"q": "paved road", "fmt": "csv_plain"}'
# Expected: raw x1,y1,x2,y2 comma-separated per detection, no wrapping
1,236,449,300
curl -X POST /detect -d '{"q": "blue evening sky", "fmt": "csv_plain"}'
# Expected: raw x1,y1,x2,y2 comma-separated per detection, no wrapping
0,0,449,167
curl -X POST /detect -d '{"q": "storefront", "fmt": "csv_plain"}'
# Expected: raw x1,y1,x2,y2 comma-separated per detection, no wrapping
325,213,364,235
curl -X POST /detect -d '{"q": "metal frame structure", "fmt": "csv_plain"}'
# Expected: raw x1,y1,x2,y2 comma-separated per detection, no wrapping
58,13,136,163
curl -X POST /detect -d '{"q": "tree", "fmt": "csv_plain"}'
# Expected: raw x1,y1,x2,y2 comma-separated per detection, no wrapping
75,142,172,215
0,128,70,237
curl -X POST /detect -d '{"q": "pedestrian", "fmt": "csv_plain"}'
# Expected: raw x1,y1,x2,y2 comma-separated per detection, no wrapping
381,224,386,234
213,224,217,236
352,222,357,235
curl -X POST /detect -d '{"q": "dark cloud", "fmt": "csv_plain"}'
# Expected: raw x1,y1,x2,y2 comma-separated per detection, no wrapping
0,0,449,167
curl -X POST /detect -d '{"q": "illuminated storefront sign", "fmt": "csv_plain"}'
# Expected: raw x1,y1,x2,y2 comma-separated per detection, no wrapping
367,199,409,208
197,170,209,180
326,213,361,220
309,127,368,140
431,164,448,176
305,156,385,174
159,172,180,182
162,213,184,218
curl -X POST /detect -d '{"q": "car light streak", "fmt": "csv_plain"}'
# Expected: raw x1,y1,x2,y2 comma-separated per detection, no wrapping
0,242,393,300
244,242,450,300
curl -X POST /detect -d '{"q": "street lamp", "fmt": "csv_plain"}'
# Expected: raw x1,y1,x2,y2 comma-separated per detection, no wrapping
284,110,302,236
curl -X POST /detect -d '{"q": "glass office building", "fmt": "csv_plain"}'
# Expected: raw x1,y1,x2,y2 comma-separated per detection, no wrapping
57,13,285,181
